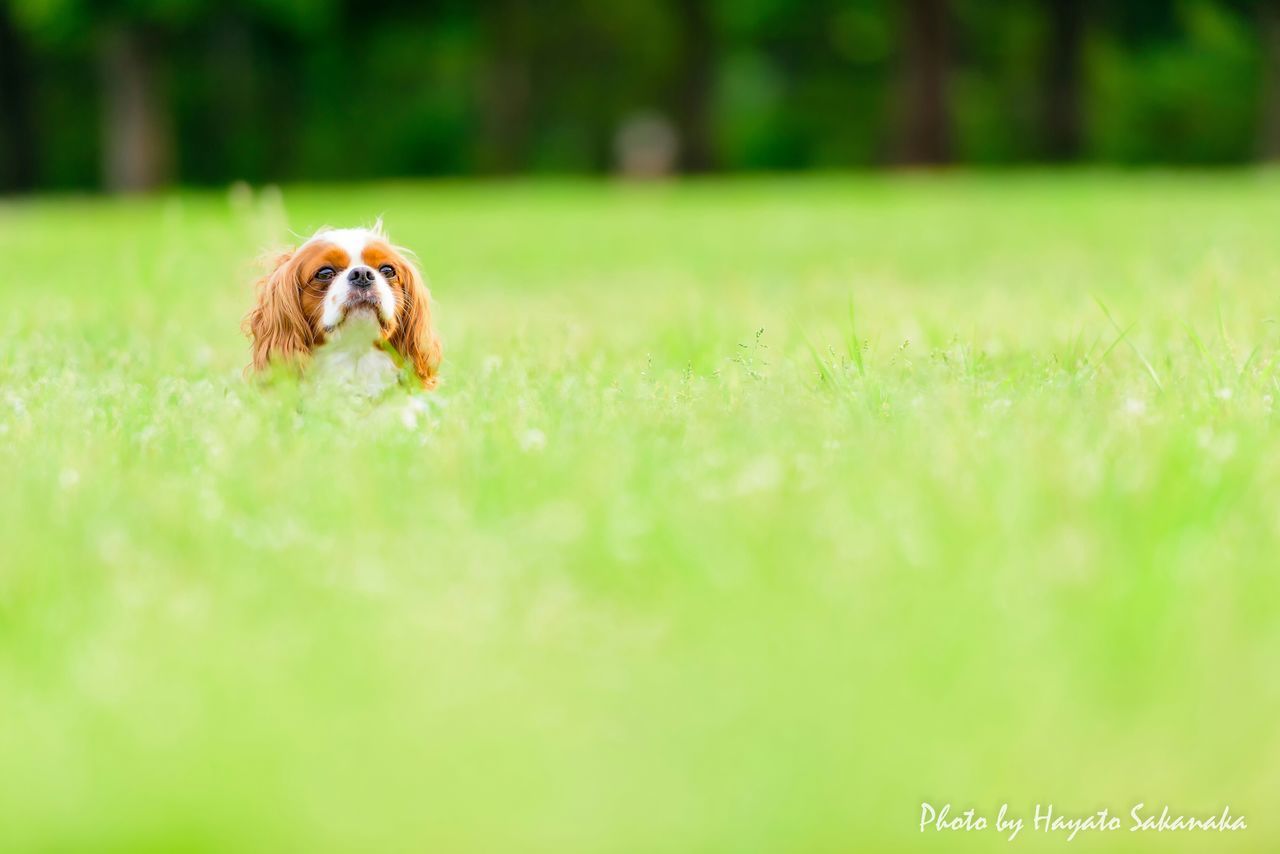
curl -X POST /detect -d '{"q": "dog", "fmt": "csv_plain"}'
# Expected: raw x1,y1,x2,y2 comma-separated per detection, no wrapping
244,224,441,396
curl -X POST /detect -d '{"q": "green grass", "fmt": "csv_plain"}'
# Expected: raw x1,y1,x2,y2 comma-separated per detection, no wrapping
3,173,1280,852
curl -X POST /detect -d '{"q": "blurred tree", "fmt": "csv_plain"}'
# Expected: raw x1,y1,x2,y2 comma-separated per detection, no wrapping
1091,0,1258,162
6,0,183,191
97,21,173,192
669,0,716,171
0,1,37,190
479,0,533,173
5,0,338,190
1260,0,1280,157
2,0,1280,190
1041,0,1086,159
951,0,1039,163
181,12,260,184
897,0,951,163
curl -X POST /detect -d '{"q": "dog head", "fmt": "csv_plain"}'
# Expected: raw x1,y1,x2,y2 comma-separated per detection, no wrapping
244,223,442,389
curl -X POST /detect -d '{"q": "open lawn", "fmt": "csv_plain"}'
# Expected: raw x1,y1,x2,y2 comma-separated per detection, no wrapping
2,174,1280,852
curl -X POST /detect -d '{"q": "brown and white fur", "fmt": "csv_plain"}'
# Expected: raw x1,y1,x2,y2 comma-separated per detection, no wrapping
244,224,441,396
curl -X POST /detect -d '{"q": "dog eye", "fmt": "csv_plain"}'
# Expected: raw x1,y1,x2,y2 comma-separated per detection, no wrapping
378,265,396,279
315,267,335,281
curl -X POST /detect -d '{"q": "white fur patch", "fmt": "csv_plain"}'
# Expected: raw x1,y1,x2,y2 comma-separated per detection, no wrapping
309,313,401,399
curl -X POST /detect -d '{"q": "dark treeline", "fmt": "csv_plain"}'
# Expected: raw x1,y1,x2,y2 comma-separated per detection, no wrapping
2,0,1280,192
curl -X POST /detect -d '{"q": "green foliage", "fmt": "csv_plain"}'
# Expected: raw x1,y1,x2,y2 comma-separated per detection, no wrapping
2,174,1280,849
1091,0,1261,162
6,0,337,36
3,0,1280,188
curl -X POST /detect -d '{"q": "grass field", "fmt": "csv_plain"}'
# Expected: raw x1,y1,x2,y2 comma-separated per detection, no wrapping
3,173,1280,852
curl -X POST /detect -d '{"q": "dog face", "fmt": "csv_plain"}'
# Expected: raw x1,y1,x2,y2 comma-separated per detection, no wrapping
245,225,442,389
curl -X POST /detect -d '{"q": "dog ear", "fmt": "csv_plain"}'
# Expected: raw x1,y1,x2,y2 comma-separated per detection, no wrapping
390,260,443,389
243,250,313,374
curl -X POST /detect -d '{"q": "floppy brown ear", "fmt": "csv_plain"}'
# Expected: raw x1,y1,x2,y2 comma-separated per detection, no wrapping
243,250,312,374
391,261,443,390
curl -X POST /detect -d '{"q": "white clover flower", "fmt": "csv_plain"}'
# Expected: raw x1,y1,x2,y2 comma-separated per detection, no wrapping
733,457,783,495
518,428,547,452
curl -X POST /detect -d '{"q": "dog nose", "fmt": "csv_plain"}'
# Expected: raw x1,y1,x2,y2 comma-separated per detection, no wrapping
348,266,376,288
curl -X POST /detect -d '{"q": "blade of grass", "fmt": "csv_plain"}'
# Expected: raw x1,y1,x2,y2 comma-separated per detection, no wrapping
796,324,833,386
1237,342,1262,382
1182,321,1222,390
845,295,865,378
1093,295,1164,393
1092,322,1135,373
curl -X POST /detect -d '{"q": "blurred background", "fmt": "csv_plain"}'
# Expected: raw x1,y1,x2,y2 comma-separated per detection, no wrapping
2,0,1280,193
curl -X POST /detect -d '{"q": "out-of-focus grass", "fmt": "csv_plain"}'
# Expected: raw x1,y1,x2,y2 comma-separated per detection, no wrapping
3,174,1280,852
